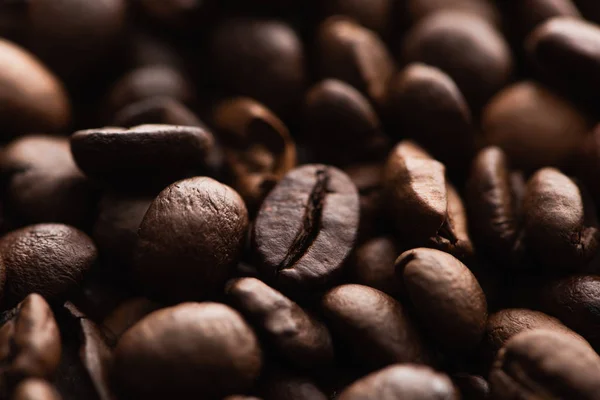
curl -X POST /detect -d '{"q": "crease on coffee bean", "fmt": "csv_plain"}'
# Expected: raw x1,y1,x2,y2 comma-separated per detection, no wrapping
276,168,330,273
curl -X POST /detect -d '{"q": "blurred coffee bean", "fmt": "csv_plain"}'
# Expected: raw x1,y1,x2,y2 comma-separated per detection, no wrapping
112,97,205,128
321,0,393,35
482,81,590,171
260,367,328,400
351,236,401,296
402,0,501,26
124,31,185,70
114,302,262,400
137,0,215,28
452,374,489,400
509,0,581,35
316,17,395,107
403,11,512,110
11,379,62,400
101,297,161,344
134,177,248,301
321,284,430,370
252,165,359,293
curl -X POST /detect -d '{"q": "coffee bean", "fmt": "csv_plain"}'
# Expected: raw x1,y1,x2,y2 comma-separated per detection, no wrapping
138,0,213,27
316,17,395,107
452,374,489,400
321,284,430,370
252,165,359,292
114,302,262,400
226,277,334,370
71,124,214,188
260,367,328,400
11,379,62,400
490,330,600,399
212,97,297,212
304,79,389,166
0,224,97,304
112,97,205,128
134,177,249,301
396,248,487,353
0,294,61,387
351,236,401,296
337,364,459,400
523,168,599,270
0,39,70,136
101,297,161,344
482,81,590,171
321,0,393,34
402,0,501,27
511,0,581,35
403,11,512,110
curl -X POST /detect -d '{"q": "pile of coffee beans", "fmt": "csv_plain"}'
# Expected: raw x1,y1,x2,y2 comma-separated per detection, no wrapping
3,0,600,399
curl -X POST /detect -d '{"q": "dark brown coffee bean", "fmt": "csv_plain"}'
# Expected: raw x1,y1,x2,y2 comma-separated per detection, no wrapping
403,11,512,110
0,294,61,387
452,374,489,400
351,236,401,296
383,141,473,260
71,124,214,187
321,284,430,369
490,330,600,399
260,367,328,400
321,0,393,34
212,97,297,212
316,17,395,107
134,177,249,301
11,379,62,400
138,0,212,27
396,248,487,353
304,79,390,166
0,224,97,304
386,63,475,174
0,39,70,137
522,168,599,270
210,18,306,115
511,0,581,35
101,297,161,344
226,278,334,370
482,81,590,171
0,135,97,228
124,31,185,70
252,165,359,292
114,302,263,400
112,96,205,128
403,0,501,26
338,364,459,400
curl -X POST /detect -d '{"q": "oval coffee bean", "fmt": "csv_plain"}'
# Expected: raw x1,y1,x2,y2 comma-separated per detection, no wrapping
321,0,393,34
523,168,599,270
321,284,430,370
0,39,70,137
396,248,487,353
0,294,61,385
338,364,459,400
0,224,97,304
512,0,581,35
225,277,334,370
490,330,600,399
134,177,249,301
452,374,489,400
252,165,359,292
114,302,262,400
351,236,401,297
402,0,501,26
11,379,62,400
112,96,205,128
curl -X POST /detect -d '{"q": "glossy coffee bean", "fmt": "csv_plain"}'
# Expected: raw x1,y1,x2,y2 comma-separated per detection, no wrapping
396,248,487,353
490,330,600,399
0,39,70,137
403,11,512,110
482,81,590,171
316,17,395,106
11,379,62,400
522,168,599,270
321,0,393,34
0,295,61,385
114,302,262,400
253,165,359,292
452,374,489,400
210,18,306,115
101,297,161,344
134,177,249,301
402,0,501,26
338,364,459,400
304,80,389,166
321,284,430,370
226,278,334,370
112,97,205,128
212,97,297,212
0,224,97,304
260,367,328,400
351,236,401,297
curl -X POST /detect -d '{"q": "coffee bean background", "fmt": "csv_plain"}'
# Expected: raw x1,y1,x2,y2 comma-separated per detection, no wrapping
1,1,600,399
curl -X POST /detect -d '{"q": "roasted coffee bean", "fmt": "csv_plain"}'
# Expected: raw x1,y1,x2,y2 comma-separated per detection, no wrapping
0,224,97,304
321,284,430,370
226,278,334,370
522,168,599,270
101,297,161,345
321,0,393,34
482,81,590,171
316,17,395,107
135,177,249,301
210,18,306,115
0,39,70,136
396,248,487,353
490,330,600,399
260,367,328,400
351,237,401,296
452,374,489,400
402,0,501,26
253,165,359,292
0,294,61,387
403,11,512,110
383,141,473,259
510,0,581,35
212,97,296,212
11,379,62,400
386,63,475,174
114,302,262,400
337,364,459,400
138,0,213,27
112,96,205,128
